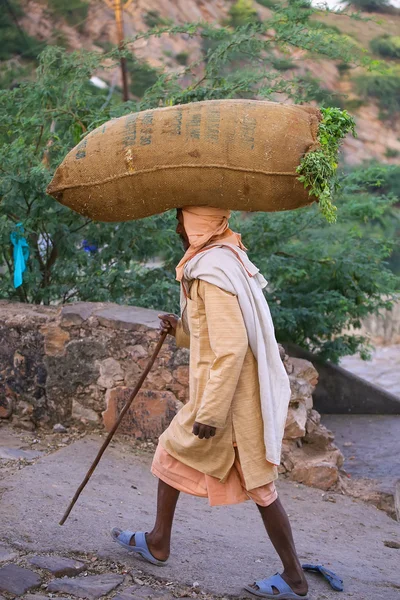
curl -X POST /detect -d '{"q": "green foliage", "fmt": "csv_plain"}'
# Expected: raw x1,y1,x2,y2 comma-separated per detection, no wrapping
347,0,391,12
295,72,345,108
0,0,45,61
255,0,278,8
385,147,400,158
271,56,296,70
143,10,172,29
343,161,400,197
306,20,342,35
370,35,400,59
176,51,189,66
0,47,175,307
0,3,398,362
47,0,89,28
0,61,31,89
230,172,398,362
126,57,159,98
355,69,400,119
341,162,400,276
297,108,356,222
228,0,259,28
337,61,351,75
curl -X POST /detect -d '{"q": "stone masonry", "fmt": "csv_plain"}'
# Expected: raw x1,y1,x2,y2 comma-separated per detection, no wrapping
0,301,343,490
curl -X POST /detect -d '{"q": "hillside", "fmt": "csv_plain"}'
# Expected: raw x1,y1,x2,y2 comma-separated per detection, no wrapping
2,0,400,165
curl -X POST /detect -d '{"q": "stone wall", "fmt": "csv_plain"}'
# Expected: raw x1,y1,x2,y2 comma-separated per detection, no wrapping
0,301,343,490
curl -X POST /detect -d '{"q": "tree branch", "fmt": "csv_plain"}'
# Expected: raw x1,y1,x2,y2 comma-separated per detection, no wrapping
34,125,44,155
70,220,92,234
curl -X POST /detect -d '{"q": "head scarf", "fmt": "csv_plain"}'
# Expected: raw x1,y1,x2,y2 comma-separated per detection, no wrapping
175,206,246,281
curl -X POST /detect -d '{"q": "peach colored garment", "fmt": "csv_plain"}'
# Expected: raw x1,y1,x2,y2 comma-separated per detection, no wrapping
151,443,278,508
175,206,245,281
161,279,278,490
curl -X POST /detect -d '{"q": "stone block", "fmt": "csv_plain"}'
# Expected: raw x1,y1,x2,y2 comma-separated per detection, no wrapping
61,302,96,326
289,357,319,387
0,398,12,419
72,400,99,423
127,345,147,359
124,361,142,387
0,544,17,563
11,416,35,431
284,403,307,439
40,324,70,356
289,377,314,406
97,357,124,389
45,339,107,421
114,584,173,600
290,460,339,490
0,564,41,596
173,365,189,387
95,305,159,331
47,573,124,599
29,555,86,577
103,387,183,438
305,411,334,449
0,447,42,460
145,367,173,388
53,423,68,433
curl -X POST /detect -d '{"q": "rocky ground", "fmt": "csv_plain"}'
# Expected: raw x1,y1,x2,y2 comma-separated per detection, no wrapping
323,414,400,519
1,424,399,600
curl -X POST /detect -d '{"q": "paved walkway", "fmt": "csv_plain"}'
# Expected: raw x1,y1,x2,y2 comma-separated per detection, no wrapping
1,427,399,600
340,345,400,398
323,415,400,488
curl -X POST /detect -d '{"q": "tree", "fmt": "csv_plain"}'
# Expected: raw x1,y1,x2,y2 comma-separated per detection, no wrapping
228,0,259,28
231,167,398,362
0,1,398,362
346,0,391,13
0,0,45,61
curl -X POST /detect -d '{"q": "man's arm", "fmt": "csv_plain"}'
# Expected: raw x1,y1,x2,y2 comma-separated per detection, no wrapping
158,314,190,349
195,279,248,430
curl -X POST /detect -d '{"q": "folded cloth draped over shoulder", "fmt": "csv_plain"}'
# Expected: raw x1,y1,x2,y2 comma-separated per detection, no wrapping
182,244,291,467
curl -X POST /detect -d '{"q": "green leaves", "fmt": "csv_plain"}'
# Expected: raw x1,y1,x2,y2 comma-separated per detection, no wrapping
231,173,398,362
0,7,398,362
297,107,356,222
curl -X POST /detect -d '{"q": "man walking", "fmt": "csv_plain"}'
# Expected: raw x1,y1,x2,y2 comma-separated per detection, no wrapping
112,207,308,599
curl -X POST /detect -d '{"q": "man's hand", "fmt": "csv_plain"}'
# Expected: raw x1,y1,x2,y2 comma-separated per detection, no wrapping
158,313,179,337
192,421,216,439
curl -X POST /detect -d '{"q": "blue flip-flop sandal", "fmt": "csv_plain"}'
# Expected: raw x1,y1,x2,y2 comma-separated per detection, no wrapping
244,573,309,599
111,528,168,566
302,564,343,592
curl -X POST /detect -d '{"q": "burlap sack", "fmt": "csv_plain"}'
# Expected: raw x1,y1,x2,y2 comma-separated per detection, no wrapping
47,99,321,222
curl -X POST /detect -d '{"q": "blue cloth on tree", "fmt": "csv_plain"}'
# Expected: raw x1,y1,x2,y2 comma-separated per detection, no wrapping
82,240,97,254
10,223,29,288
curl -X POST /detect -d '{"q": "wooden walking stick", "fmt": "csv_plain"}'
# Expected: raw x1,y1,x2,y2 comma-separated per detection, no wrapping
59,330,168,526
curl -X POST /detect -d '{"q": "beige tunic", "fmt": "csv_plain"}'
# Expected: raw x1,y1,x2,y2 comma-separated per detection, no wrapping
160,279,277,491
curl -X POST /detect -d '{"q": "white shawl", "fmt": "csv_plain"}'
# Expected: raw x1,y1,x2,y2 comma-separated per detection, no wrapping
182,244,290,466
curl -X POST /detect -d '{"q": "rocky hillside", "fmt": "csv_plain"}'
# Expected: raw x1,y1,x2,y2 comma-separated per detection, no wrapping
5,0,400,165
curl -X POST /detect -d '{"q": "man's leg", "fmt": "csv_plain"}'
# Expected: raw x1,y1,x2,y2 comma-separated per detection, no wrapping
130,479,180,561
253,498,308,596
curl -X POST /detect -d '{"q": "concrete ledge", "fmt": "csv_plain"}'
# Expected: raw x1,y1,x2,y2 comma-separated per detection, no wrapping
95,305,160,331
285,344,400,415
60,302,161,331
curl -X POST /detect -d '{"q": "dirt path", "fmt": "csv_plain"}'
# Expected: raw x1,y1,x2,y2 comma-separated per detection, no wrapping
1,430,399,600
